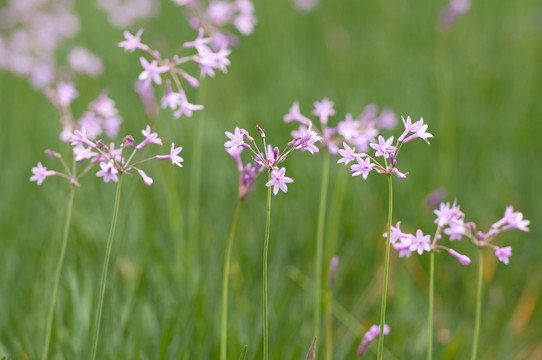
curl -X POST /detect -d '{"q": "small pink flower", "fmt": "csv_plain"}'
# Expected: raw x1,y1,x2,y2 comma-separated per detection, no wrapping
312,98,335,125
266,167,294,195
118,28,148,52
224,127,249,151
448,249,471,265
350,156,374,180
136,125,163,150
96,161,119,183
156,143,184,167
283,101,311,125
138,57,169,87
409,229,431,255
369,135,396,159
494,246,512,264
30,162,56,185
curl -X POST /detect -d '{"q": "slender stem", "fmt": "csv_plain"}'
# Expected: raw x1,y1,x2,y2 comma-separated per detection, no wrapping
41,189,76,360
220,201,243,360
188,82,206,258
90,176,123,360
263,177,272,360
325,289,333,360
427,251,435,360
377,175,393,360
471,247,483,360
315,151,330,345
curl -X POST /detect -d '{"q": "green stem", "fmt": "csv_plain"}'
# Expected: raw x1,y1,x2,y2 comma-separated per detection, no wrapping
90,176,123,360
263,178,272,360
188,82,207,261
325,289,333,360
471,247,483,360
427,251,435,360
41,188,76,360
315,151,330,345
220,201,243,360
377,175,393,360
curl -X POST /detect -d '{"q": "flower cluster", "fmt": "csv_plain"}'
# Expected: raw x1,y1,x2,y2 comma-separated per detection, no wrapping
284,99,397,157
337,115,432,180
357,324,390,357
96,0,157,28
0,0,103,89
388,200,530,265
119,28,231,119
173,0,257,49
45,82,122,144
31,125,183,187
224,122,322,199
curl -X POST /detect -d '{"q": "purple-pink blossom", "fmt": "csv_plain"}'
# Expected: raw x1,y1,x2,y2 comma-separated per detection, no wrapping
448,249,471,265
350,156,374,180
409,229,432,255
266,167,294,195
96,161,119,183
138,57,169,87
357,324,390,357
30,162,56,185
494,246,512,264
156,143,184,167
118,28,148,52
136,125,163,150
370,135,396,159
224,127,249,151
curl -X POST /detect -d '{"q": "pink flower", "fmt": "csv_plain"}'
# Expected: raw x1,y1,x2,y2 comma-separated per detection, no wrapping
156,143,184,167
369,135,396,159
409,229,431,255
350,156,374,180
266,167,294,195
283,101,311,125
118,28,148,52
337,142,359,165
172,90,204,118
312,98,335,125
56,81,78,108
96,161,119,183
30,162,56,185
494,246,512,264
136,125,163,150
138,57,169,87
357,324,390,357
225,127,249,151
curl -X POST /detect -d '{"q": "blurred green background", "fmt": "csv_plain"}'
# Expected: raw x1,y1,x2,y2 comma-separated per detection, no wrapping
1,0,541,359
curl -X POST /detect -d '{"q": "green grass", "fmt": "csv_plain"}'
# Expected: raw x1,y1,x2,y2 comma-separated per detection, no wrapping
1,0,542,358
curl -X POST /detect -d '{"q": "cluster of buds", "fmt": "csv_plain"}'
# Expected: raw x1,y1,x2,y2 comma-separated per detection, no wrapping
45,82,122,143
388,200,530,265
173,0,257,49
337,115,432,180
284,99,397,156
30,125,183,187
118,27,231,119
224,121,322,199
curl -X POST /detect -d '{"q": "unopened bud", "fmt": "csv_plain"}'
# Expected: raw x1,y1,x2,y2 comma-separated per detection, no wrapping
327,256,339,288
45,149,61,158
95,139,106,150
256,125,265,138
123,135,135,147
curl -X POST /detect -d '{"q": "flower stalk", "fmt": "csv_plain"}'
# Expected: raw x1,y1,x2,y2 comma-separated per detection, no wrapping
377,175,393,360
428,251,435,360
263,178,272,360
471,247,483,360
220,200,243,360
41,188,76,360
90,175,123,360
315,150,330,345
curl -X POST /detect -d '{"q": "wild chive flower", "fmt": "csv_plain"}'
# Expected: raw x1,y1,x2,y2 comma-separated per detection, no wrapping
174,0,257,49
46,83,123,143
118,27,231,119
338,115,431,180
284,99,397,156
224,123,321,198
31,126,183,187
265,167,293,195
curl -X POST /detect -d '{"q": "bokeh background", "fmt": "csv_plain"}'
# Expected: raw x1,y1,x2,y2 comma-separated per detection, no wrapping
1,0,541,359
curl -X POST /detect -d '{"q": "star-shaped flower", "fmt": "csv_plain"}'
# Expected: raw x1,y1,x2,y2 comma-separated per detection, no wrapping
266,167,294,195
370,135,396,159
